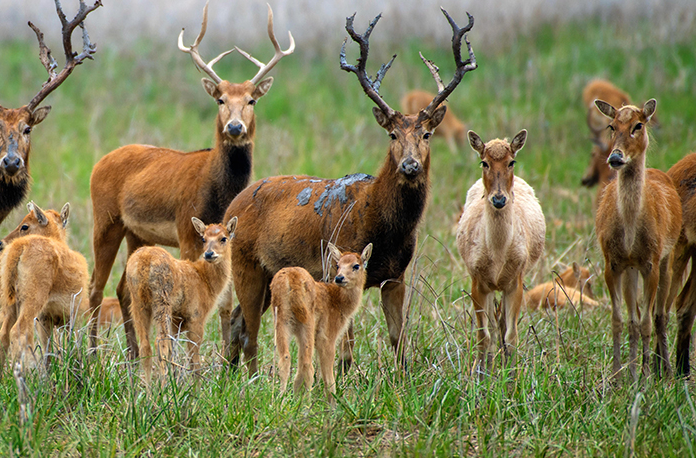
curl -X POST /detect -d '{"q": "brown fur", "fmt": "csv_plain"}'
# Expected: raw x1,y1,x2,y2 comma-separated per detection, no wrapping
88,35,277,359
272,243,372,401
594,98,681,381
126,217,236,385
401,90,467,153
456,130,546,370
524,263,599,310
0,201,69,251
665,153,696,377
0,203,88,369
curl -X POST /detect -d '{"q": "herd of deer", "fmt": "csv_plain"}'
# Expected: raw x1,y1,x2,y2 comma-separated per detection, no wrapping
0,0,695,400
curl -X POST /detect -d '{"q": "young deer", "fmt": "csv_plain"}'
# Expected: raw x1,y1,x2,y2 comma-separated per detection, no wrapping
664,153,696,377
0,202,89,369
220,9,477,375
456,130,546,370
272,243,372,400
401,89,467,153
126,217,237,385
0,0,100,226
1,201,71,251
88,2,293,359
594,98,681,381
524,262,599,311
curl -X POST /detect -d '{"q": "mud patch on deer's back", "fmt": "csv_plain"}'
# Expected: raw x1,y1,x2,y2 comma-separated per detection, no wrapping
313,173,373,216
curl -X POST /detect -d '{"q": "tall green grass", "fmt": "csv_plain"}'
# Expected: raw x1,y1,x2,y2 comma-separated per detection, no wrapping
0,13,695,457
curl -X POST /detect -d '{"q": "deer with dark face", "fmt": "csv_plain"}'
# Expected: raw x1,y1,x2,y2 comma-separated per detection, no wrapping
594,98,681,381
220,9,477,375
0,0,101,226
87,2,293,359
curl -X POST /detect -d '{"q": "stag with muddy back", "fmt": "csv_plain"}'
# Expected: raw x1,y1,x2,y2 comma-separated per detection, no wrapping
594,98,681,381
220,9,477,375
0,0,101,227
87,2,294,358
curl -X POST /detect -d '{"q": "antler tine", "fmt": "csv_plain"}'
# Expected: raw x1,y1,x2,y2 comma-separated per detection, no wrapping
420,9,477,120
27,0,102,111
236,4,295,86
178,1,236,85
339,13,396,118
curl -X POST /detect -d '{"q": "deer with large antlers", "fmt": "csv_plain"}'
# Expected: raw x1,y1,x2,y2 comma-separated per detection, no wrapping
219,9,476,375
87,1,294,358
0,0,101,226
594,98,681,381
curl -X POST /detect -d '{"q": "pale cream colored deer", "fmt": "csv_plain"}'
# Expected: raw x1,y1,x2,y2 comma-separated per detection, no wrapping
272,243,372,401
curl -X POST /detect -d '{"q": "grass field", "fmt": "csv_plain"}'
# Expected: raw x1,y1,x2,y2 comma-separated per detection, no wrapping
1,5,696,456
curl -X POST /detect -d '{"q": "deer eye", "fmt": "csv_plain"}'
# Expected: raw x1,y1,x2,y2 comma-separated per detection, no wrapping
632,122,643,133
221,237,228,243
23,126,32,135
201,236,206,243
480,161,489,169
217,99,224,105
353,264,360,271
21,225,29,231
423,132,432,140
508,160,516,168
389,132,397,140
248,99,256,106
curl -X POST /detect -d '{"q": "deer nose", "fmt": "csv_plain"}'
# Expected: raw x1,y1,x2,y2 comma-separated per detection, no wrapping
204,250,217,261
334,274,346,285
491,194,507,209
607,151,626,169
1,155,22,175
0,240,4,252
399,157,421,176
226,122,244,137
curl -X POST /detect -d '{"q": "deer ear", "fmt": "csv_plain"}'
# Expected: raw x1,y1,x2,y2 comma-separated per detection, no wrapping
191,217,207,237
426,105,447,131
372,107,392,130
468,130,485,157
226,216,238,236
327,242,342,263
253,77,273,99
510,129,527,156
60,203,70,228
31,106,51,126
361,243,373,268
201,78,219,99
29,201,49,227
643,98,657,121
594,99,616,119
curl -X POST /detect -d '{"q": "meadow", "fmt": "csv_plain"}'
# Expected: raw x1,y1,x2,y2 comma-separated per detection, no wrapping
1,5,696,456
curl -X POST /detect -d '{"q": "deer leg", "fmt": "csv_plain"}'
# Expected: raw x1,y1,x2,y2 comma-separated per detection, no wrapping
130,292,153,385
380,277,406,367
118,232,150,361
274,307,292,393
293,321,316,396
216,282,236,363
0,301,16,368
639,263,659,380
88,221,126,353
653,254,673,378
502,275,524,365
183,318,205,375
622,268,640,382
317,333,337,404
471,278,492,374
338,321,355,375
605,263,624,381
676,263,696,377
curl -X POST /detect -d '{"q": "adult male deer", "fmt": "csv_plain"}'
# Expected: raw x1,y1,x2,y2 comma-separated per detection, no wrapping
88,2,293,358
456,130,545,371
524,262,599,311
594,98,681,381
220,9,477,375
273,243,372,400
0,0,101,226
0,202,89,369
401,89,467,153
665,153,696,377
127,217,237,385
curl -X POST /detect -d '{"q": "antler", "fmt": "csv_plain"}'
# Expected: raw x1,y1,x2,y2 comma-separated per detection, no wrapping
27,0,102,111
418,8,477,120
235,4,295,85
178,1,236,84
339,13,397,118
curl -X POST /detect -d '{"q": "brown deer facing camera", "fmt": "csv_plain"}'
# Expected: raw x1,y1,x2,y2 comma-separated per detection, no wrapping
0,0,101,226
272,243,372,401
126,217,237,385
594,98,681,381
88,1,293,359
220,8,477,376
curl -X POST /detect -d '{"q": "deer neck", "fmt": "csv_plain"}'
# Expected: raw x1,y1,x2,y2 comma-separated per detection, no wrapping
329,282,365,316
484,198,515,252
615,153,646,224
0,174,29,220
195,256,232,300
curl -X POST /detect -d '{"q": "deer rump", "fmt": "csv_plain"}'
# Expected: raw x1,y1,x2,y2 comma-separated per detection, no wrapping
228,172,422,293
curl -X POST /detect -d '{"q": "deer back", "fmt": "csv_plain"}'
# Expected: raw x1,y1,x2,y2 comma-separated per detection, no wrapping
668,152,696,244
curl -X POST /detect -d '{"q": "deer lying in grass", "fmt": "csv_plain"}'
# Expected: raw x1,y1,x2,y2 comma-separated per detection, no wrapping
126,217,237,385
0,1,101,226
220,9,477,375
456,130,546,370
524,262,599,310
594,98,681,381
665,153,696,377
88,2,293,359
272,243,372,400
0,202,88,369
401,89,466,153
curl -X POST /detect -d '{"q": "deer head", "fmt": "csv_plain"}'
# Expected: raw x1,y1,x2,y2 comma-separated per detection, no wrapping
1,201,70,250
328,242,373,288
179,2,294,145
340,9,476,184
595,98,656,170
191,216,237,262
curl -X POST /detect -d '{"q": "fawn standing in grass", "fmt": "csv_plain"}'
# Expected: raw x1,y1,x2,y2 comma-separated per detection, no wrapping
272,242,372,401
0,202,88,369
126,217,237,385
594,98,681,381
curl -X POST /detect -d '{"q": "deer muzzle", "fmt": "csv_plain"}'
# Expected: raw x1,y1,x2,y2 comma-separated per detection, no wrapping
334,274,347,286
204,250,219,262
225,120,247,137
1,137,24,176
491,194,507,209
607,150,626,169
399,157,421,177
